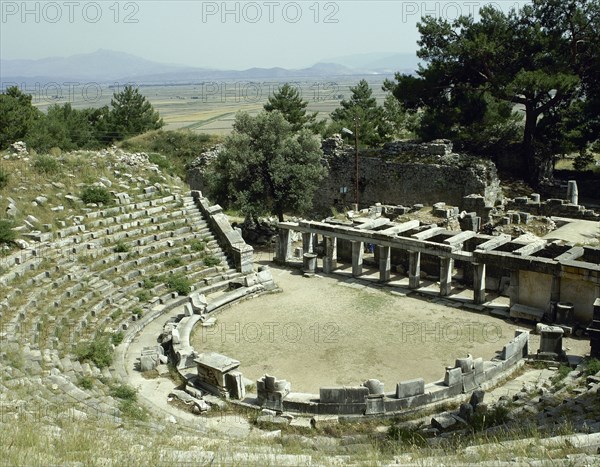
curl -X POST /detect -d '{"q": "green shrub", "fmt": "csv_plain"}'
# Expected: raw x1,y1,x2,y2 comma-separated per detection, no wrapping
142,278,155,289
111,331,125,346
114,241,130,253
111,384,148,420
148,173,164,186
33,154,61,174
190,240,206,252
585,358,600,376
74,335,113,368
551,364,571,384
165,257,183,268
165,274,191,295
119,399,148,421
203,255,221,267
573,151,595,171
147,152,173,171
111,384,137,401
132,307,144,318
110,309,123,321
0,167,9,189
81,185,112,205
77,376,94,390
136,290,150,302
0,219,17,244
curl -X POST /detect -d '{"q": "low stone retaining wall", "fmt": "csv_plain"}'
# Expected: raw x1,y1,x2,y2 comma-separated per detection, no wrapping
280,330,529,415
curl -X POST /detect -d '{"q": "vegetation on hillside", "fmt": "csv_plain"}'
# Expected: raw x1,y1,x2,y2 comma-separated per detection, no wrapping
0,85,163,152
119,130,221,179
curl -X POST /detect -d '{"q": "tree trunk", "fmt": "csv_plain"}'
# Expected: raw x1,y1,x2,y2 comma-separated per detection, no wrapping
522,106,540,185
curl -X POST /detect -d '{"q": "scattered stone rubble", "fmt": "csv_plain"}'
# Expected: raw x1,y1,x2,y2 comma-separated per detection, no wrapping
188,145,223,172
8,141,29,158
238,215,279,245
381,139,453,157
421,360,600,443
98,146,153,168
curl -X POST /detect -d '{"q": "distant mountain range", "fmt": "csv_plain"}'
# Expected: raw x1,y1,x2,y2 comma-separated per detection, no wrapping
1,49,418,85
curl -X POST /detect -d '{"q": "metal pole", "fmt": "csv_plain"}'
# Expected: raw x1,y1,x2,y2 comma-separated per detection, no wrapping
355,119,359,209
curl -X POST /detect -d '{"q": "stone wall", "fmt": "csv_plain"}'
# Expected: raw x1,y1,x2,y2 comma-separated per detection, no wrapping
187,138,503,215
315,141,502,213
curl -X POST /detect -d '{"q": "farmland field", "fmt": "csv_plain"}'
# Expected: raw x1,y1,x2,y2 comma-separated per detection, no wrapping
29,75,394,135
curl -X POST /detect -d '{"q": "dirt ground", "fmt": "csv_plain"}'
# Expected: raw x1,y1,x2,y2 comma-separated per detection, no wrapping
192,264,590,394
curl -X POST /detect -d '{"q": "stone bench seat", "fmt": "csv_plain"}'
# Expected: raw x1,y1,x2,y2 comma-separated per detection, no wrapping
510,303,546,322
92,203,189,229
85,199,183,228
59,225,213,269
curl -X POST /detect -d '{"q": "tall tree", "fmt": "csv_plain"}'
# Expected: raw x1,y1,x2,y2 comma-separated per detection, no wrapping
385,0,599,183
330,80,390,147
108,85,163,141
207,111,326,221
0,86,39,149
264,83,318,132
25,103,100,152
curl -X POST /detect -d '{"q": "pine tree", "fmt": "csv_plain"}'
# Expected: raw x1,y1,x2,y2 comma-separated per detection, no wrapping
108,85,163,141
264,83,318,132
330,80,389,147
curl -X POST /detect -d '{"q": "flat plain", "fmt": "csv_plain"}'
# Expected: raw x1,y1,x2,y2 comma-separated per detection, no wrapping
29,75,393,135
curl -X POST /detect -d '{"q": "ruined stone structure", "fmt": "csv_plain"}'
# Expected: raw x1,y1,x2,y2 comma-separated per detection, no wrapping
275,217,600,324
187,138,503,215
315,138,502,212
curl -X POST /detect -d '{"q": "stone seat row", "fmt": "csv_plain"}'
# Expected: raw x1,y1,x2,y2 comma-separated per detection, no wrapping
4,245,226,352
52,212,206,251
5,230,227,344
26,259,229,349
21,243,233,349
2,211,215,294
0,194,200,278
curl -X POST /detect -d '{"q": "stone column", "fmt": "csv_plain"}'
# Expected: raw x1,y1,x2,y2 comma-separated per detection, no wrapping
301,232,313,254
378,245,391,283
567,180,578,205
322,236,337,274
439,257,454,296
550,274,561,303
352,241,363,277
408,250,421,289
473,262,486,304
275,228,292,264
303,253,317,276
312,233,319,251
550,273,561,322
509,270,520,307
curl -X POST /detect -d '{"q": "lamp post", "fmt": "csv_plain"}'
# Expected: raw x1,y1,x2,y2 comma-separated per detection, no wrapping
341,122,359,211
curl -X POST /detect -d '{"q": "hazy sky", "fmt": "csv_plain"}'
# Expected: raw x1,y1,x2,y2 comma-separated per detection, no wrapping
1,1,527,69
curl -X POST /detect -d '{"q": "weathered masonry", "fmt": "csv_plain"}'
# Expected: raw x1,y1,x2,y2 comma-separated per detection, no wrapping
275,218,600,324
